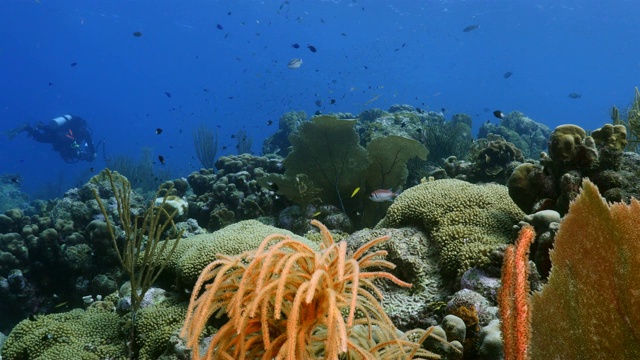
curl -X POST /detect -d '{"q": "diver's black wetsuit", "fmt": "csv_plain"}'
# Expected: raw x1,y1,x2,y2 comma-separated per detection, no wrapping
23,115,96,163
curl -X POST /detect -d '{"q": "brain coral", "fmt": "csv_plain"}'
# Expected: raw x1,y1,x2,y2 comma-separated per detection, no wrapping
160,219,320,287
135,298,188,360
376,179,524,277
1,307,125,360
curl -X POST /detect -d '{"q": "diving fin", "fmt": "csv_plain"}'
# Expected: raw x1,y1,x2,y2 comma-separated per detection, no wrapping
4,123,30,140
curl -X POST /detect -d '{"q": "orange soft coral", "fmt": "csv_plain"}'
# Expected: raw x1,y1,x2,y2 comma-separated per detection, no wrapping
181,220,439,360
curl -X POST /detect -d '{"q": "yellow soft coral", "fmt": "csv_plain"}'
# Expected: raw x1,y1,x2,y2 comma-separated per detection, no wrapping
181,220,438,359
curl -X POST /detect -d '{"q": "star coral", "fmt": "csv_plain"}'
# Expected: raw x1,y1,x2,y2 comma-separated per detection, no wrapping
181,220,439,359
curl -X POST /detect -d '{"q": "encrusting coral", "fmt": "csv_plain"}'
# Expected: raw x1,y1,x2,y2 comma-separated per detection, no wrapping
181,220,440,359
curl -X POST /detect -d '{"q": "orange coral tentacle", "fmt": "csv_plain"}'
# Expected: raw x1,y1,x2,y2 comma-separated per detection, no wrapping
286,281,310,358
514,225,535,359
345,258,360,327
305,268,329,304
310,219,335,248
499,246,516,359
353,235,390,260
358,271,412,288
337,241,347,281
274,252,307,318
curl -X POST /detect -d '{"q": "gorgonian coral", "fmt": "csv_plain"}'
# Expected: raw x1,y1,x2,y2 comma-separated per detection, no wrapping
181,220,438,359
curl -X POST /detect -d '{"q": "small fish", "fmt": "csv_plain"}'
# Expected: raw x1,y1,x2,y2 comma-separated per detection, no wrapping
158,155,165,165
287,58,303,69
132,31,142,37
330,99,336,105
222,145,228,150
48,82,53,86
164,92,172,98
313,211,322,217
503,71,513,79
463,24,480,32
493,110,504,119
351,187,361,198
369,189,400,202
70,62,77,67
315,99,322,107
307,44,317,53
267,120,273,126
155,128,163,135
291,43,300,49
54,301,68,308
341,32,347,36
568,92,582,99
314,110,322,115
216,24,224,30
364,94,381,105
265,181,279,191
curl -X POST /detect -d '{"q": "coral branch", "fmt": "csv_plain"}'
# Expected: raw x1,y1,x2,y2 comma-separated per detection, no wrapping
499,225,535,360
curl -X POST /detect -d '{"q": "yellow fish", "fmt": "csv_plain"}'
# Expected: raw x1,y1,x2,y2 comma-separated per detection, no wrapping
351,187,360,198
313,211,322,217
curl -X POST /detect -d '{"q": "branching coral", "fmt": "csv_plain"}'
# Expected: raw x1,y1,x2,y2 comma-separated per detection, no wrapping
181,220,439,359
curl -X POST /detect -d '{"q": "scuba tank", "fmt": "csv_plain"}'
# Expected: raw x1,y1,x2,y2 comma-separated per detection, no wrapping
48,114,73,129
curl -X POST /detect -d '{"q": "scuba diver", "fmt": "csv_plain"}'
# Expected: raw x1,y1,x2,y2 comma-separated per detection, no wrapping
5,114,99,163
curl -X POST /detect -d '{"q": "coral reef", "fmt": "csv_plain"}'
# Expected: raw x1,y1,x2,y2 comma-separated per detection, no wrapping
345,227,447,330
478,111,551,159
0,171,192,332
159,219,319,288
507,123,640,214
265,114,428,228
186,154,285,231
0,174,29,213
262,110,307,156
529,179,640,358
284,115,369,214
1,291,189,360
476,319,503,360
1,306,125,359
376,179,524,278
181,220,440,359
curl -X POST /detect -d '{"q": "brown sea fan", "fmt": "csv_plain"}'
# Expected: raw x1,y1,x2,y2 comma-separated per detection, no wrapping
181,220,439,359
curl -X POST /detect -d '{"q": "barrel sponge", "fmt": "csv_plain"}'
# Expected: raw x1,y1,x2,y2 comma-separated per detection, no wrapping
162,220,321,287
376,179,524,276
1,307,124,360
135,299,187,360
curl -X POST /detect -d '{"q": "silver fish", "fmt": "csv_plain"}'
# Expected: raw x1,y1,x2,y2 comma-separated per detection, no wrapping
287,58,303,69
369,189,400,202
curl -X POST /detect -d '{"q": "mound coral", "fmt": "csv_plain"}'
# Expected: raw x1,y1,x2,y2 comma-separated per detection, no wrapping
376,179,524,277
158,219,319,287
181,220,439,359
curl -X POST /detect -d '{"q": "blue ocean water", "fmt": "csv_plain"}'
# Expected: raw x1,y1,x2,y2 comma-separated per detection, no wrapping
1,0,639,198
